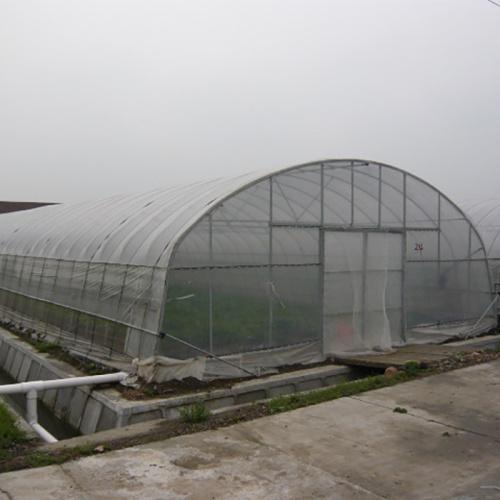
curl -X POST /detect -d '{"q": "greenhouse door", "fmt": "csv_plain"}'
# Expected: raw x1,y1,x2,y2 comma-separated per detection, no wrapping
323,231,404,354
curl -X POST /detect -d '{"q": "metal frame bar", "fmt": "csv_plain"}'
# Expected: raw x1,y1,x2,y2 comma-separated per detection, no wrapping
401,229,407,343
378,164,382,227
208,213,214,352
270,222,437,232
361,232,368,340
268,177,274,348
319,163,325,355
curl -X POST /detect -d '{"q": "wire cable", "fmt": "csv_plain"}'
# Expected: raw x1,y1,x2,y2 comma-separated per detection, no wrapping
486,0,500,7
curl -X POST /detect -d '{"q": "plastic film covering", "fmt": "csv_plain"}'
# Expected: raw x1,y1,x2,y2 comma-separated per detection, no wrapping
0,173,263,358
0,160,496,374
323,231,403,354
461,199,500,287
164,160,495,364
138,342,323,381
0,173,264,266
0,253,167,358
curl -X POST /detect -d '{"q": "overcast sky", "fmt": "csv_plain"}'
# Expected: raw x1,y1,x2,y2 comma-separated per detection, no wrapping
1,0,499,205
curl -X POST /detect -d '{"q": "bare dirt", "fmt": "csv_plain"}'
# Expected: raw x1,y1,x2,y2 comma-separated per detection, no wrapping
116,360,337,400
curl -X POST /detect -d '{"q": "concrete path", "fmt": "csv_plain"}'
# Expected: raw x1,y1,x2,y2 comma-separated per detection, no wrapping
1,361,500,499
335,334,500,369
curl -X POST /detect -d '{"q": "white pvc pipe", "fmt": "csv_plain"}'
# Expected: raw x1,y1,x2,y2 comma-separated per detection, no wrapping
0,371,129,443
31,422,58,443
26,388,38,424
0,371,129,395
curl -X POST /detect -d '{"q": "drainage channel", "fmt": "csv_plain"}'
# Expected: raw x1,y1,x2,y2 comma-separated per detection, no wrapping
0,367,80,440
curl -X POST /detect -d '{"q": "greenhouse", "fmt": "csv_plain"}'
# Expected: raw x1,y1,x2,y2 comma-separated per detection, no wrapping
461,200,500,288
0,160,496,378
461,199,500,315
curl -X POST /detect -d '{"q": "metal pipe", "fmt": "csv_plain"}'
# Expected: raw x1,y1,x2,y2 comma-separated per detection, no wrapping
464,294,500,339
161,332,257,377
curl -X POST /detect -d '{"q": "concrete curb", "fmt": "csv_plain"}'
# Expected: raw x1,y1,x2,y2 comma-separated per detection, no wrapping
0,327,354,436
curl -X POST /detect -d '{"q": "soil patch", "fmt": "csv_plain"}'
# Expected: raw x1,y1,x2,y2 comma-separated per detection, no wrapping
116,360,339,400
116,376,240,400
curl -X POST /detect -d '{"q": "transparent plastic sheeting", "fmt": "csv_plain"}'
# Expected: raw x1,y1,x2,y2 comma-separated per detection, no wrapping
0,173,264,266
0,257,166,359
461,199,500,286
138,342,323,381
166,162,495,360
0,160,496,372
323,232,402,354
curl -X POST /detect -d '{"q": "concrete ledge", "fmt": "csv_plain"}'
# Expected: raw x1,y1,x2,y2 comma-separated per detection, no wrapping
115,364,355,423
0,327,355,437
451,334,500,349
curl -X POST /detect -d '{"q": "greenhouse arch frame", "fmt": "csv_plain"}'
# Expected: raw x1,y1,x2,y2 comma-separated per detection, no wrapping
0,159,496,376
461,199,500,290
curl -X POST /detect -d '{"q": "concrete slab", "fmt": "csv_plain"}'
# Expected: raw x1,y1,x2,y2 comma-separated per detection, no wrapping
17,357,32,382
232,392,499,499
355,362,500,440
334,335,500,369
1,360,499,499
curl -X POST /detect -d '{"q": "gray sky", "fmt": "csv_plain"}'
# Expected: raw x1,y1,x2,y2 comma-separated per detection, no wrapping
1,0,499,204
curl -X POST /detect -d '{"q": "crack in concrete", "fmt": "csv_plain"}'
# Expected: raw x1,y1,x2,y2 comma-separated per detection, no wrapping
58,463,90,500
0,486,14,500
231,426,388,499
348,396,500,442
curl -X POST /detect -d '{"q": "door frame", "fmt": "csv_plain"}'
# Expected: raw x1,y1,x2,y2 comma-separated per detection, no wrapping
321,227,406,354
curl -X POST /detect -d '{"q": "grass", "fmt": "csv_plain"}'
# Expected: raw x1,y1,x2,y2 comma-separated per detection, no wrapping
33,341,62,354
264,349,500,416
393,407,408,414
0,400,26,459
266,372,410,414
23,443,98,468
179,402,212,423
401,361,420,377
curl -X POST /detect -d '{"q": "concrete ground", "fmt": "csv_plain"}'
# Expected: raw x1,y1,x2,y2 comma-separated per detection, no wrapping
1,360,500,500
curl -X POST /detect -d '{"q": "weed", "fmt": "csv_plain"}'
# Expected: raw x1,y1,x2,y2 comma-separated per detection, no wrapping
0,401,25,451
87,363,112,376
144,387,158,398
393,407,408,414
24,452,61,468
35,342,61,354
266,374,403,415
179,402,212,423
23,442,97,468
402,361,420,377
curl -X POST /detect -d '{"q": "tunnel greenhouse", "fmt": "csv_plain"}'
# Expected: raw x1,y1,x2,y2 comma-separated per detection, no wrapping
0,160,496,378
461,199,500,316
461,199,500,290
